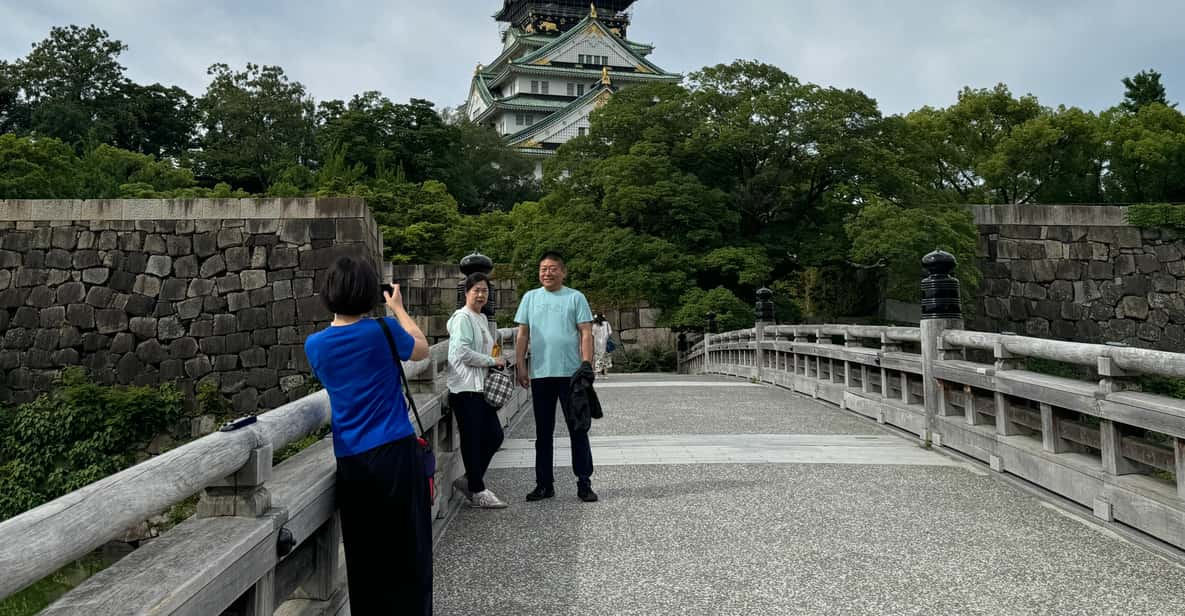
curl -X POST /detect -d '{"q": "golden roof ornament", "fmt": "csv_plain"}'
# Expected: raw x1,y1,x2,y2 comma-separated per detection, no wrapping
590,3,598,18
474,63,484,74
601,66,611,86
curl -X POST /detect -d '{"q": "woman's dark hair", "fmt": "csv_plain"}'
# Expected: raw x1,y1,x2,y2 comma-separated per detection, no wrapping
464,272,491,294
321,256,380,316
594,313,605,324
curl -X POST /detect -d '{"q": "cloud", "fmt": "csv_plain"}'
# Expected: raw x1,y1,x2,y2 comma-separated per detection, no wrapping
1,0,1181,115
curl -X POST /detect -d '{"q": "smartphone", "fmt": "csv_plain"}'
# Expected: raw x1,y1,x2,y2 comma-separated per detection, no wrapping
381,283,394,297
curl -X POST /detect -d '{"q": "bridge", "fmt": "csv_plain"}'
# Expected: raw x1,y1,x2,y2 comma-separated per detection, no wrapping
4,252,1185,614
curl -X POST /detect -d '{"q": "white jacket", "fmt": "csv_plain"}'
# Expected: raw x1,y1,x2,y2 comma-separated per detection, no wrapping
446,307,496,394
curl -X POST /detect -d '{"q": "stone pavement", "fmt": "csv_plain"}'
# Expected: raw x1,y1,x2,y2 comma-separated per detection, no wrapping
433,374,1185,615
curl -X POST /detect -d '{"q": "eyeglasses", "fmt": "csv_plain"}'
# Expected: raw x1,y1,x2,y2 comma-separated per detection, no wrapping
539,266,562,273
469,289,489,295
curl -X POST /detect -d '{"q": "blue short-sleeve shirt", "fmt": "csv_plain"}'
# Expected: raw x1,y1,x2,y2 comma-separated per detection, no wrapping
514,286,593,379
304,317,416,457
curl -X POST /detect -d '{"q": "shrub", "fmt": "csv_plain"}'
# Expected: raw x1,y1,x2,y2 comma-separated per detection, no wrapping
614,344,676,373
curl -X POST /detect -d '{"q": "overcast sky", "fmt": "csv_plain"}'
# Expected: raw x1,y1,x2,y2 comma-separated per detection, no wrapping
2,0,1181,116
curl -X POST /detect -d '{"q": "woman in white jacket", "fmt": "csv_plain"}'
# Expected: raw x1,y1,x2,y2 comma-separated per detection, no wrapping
446,272,509,509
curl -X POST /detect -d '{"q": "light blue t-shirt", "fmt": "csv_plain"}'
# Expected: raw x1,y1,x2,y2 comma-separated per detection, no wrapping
514,286,593,379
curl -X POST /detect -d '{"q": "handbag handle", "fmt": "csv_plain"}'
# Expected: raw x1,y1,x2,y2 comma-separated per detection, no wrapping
376,318,427,437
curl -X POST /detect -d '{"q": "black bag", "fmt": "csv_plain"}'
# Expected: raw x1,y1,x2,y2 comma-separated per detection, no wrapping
376,318,437,505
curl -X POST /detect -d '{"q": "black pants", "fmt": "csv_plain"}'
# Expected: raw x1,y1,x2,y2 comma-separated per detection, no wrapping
449,391,505,494
336,435,432,615
531,377,594,488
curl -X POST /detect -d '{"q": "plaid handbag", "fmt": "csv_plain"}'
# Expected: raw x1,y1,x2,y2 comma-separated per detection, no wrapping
483,366,514,409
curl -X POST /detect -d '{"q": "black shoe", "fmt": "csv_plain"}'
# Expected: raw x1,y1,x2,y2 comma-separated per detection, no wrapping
526,485,555,501
577,486,599,503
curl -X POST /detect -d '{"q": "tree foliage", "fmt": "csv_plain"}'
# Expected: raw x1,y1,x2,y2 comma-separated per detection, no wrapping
1121,69,1173,113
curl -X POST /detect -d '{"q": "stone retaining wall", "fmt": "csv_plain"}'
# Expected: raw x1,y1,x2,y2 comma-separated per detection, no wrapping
392,263,673,349
0,198,382,415
970,205,1185,350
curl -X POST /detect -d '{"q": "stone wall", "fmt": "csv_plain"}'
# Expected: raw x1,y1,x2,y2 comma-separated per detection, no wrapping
0,198,382,413
391,263,673,349
970,205,1185,351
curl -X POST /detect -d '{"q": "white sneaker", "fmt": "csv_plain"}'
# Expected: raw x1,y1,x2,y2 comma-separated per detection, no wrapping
470,489,509,509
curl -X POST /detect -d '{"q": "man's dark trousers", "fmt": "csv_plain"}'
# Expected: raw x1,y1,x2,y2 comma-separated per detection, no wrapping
531,377,594,488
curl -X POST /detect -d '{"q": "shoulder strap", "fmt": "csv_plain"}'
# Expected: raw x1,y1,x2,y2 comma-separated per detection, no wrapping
376,317,426,436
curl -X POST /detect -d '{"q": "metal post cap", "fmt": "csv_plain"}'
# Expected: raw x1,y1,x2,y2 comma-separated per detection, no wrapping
921,249,957,276
460,251,494,275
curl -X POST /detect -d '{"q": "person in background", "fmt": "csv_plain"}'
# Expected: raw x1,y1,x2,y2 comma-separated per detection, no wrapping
515,251,598,503
446,272,509,509
304,256,432,615
592,313,613,378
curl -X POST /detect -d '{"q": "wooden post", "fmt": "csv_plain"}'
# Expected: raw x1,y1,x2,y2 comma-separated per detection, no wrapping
1176,438,1185,500
901,373,910,404
243,570,275,616
861,365,872,394
963,384,980,425
298,514,342,601
993,339,1022,435
197,445,273,519
1100,420,1138,475
1040,403,1070,453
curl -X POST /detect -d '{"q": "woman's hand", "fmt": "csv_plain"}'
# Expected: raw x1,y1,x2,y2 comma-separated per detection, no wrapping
383,283,405,314
494,357,507,369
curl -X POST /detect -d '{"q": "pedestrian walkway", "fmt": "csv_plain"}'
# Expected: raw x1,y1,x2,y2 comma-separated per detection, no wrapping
434,374,1185,615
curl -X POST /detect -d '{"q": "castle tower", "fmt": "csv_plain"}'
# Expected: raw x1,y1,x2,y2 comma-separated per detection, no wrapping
465,1,680,174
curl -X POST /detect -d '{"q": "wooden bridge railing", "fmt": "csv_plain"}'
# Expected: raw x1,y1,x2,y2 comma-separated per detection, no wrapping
681,254,1185,551
0,327,531,615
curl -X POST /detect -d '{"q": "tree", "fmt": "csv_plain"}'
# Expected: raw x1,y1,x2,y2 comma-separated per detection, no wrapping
79,144,196,198
15,25,129,149
445,121,540,213
664,287,753,332
0,60,28,134
1121,69,1173,113
196,63,316,192
1103,103,1185,203
112,82,197,158
0,134,81,198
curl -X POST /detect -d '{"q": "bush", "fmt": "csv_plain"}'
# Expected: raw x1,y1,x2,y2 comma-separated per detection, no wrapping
613,344,676,373
0,367,184,521
1126,203,1185,229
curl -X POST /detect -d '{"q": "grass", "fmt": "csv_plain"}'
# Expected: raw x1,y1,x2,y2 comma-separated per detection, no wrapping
0,554,112,616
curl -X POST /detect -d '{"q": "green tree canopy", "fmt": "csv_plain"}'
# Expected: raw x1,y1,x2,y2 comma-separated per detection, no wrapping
1121,69,1173,113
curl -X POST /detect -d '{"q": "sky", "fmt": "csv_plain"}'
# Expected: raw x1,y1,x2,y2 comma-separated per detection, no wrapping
1,0,1182,116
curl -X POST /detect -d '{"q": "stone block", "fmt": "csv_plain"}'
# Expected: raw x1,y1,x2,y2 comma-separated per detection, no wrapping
1019,241,1046,259
50,227,77,250
0,288,30,308
130,316,158,339
216,274,242,294
1155,244,1182,263
146,255,172,277
59,325,82,348
97,230,118,250
299,245,368,271
292,278,314,298
200,336,226,355
13,306,38,328
225,246,249,272
199,254,227,278
24,250,45,268
1,232,30,251
27,285,55,308
82,268,110,285
174,255,199,278
251,328,277,347
54,348,80,367
217,229,244,249
188,278,216,297
296,296,330,322
996,239,1020,259
1153,272,1177,292
1090,303,1113,321
249,287,272,307
125,295,155,316
1024,318,1050,337
133,274,162,298
185,356,213,378
214,314,237,335
279,220,310,245
228,291,251,312
240,348,267,368
15,267,48,287
221,370,247,393
177,297,205,320
189,318,214,338
1114,255,1136,276
82,333,110,352
1060,302,1085,321
1109,319,1137,339
277,327,300,344
170,337,199,360
0,250,21,268
246,219,279,234
86,286,114,308
46,249,71,269
1048,280,1073,302
144,234,167,255
1023,283,1048,300
27,347,54,367
193,232,218,258
122,251,148,274
1088,261,1113,280
238,307,269,331
47,270,69,286
273,280,293,300
96,309,129,334
225,332,252,354
158,316,185,340
67,304,95,329
111,332,136,354
1138,322,1162,342
166,235,191,256
160,278,188,301
1115,228,1143,248
1151,309,1170,327
232,388,259,412
0,270,9,290
136,339,169,364
3,328,33,349
250,247,267,269
118,233,142,252
240,269,267,290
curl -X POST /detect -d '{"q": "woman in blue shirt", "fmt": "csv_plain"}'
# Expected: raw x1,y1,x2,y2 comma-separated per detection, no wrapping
304,256,431,615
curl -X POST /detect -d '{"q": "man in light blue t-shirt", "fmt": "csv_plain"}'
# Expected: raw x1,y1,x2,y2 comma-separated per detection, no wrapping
514,251,597,502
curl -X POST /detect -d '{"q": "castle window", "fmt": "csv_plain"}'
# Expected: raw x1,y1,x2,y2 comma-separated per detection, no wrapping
530,80,539,93
540,81,549,94
578,127,587,136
